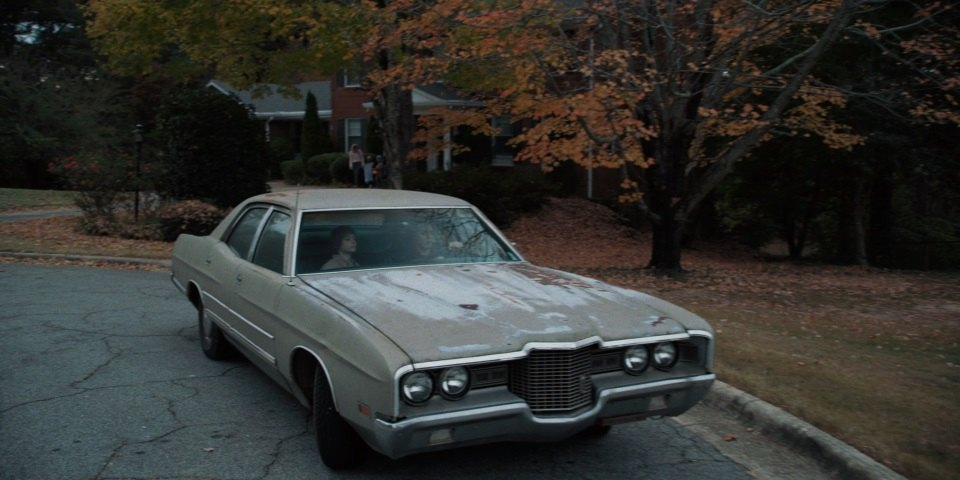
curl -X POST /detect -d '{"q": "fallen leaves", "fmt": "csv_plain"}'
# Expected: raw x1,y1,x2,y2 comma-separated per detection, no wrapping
0,216,172,260
502,197,960,347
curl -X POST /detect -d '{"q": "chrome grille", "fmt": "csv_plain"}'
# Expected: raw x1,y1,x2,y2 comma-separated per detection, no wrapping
509,347,595,415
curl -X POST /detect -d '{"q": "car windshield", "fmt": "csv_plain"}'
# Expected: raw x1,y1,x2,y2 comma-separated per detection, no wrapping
295,207,521,274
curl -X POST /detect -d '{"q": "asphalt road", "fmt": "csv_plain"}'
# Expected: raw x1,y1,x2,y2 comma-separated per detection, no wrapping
0,263,831,480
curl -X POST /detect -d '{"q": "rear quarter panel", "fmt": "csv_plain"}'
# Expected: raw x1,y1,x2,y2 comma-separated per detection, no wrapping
171,234,216,291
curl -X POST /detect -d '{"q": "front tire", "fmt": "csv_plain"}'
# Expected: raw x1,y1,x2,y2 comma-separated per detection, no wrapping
198,307,234,360
313,366,365,469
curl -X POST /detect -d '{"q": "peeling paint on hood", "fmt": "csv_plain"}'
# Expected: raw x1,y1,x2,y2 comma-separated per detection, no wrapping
301,263,694,363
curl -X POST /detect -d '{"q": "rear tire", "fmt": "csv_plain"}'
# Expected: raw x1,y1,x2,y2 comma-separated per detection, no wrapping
313,366,365,469
198,307,235,360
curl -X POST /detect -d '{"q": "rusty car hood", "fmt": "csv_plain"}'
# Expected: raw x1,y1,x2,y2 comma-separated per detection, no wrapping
300,263,707,363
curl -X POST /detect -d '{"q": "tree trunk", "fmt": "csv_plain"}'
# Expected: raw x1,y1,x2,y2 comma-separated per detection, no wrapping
373,82,414,190
785,180,822,260
647,212,685,276
837,166,869,266
645,157,685,275
869,170,895,267
373,26,415,190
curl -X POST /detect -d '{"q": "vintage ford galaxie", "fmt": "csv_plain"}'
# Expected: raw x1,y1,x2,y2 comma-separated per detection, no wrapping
170,189,715,469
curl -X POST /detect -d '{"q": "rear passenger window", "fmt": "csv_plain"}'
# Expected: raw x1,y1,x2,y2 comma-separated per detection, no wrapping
226,208,267,258
253,211,290,274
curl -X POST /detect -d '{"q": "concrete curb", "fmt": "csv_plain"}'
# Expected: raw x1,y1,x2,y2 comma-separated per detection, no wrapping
705,381,906,480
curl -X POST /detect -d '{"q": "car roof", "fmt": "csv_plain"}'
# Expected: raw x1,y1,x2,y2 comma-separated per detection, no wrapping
247,188,474,211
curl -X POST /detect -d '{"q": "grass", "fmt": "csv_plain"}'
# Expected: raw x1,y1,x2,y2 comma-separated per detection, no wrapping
2,189,958,478
583,268,960,480
706,306,958,478
0,188,76,211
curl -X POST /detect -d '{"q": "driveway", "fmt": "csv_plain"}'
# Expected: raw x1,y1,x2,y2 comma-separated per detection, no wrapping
0,263,820,479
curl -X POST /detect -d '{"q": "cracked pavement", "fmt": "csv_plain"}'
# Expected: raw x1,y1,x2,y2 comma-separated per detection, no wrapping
1,263,812,479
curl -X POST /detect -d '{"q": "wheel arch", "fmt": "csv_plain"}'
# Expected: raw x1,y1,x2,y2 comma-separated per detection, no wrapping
290,347,336,409
186,281,203,311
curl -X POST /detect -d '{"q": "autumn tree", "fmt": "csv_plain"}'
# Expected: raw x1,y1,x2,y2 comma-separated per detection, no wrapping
410,0,958,274
85,0,426,189
84,0,958,273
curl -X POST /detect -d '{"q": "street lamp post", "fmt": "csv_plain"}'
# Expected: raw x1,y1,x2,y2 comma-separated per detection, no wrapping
133,124,144,221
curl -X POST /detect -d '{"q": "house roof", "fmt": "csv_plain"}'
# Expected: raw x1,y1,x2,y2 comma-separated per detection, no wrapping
207,80,333,120
412,84,484,111
210,80,483,119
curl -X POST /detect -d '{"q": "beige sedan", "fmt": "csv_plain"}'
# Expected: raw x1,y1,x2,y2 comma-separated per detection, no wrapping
171,189,715,470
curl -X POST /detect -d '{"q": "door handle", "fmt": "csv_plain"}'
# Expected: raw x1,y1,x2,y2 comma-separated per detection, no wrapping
235,273,243,285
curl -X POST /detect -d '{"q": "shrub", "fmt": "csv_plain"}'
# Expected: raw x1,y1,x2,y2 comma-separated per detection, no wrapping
306,153,343,184
155,88,269,208
48,151,131,220
156,200,226,241
330,155,352,184
281,153,346,185
405,165,560,226
268,138,296,179
281,159,305,185
300,92,333,159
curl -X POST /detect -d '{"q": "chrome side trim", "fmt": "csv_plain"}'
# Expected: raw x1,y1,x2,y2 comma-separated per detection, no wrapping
201,293,276,365
170,274,185,294
202,291,275,340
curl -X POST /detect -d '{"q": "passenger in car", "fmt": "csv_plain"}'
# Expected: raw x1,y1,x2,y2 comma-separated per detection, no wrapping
402,222,462,262
322,226,359,270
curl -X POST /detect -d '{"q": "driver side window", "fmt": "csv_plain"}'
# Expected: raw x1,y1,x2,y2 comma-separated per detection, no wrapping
226,208,267,259
252,211,290,274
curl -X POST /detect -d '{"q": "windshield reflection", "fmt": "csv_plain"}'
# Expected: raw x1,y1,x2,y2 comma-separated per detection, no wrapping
295,208,520,274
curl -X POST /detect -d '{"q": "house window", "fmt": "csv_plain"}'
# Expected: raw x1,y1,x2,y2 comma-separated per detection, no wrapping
341,70,361,88
345,118,364,151
491,116,515,167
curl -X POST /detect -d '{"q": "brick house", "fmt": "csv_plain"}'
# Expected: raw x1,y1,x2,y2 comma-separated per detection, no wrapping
209,76,619,198
208,76,499,171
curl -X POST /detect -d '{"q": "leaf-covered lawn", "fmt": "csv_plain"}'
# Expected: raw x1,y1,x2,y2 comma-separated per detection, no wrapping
503,197,960,480
1,197,957,479
0,216,171,262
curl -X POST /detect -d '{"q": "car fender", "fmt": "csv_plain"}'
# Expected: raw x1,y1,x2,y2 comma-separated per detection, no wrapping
272,279,411,431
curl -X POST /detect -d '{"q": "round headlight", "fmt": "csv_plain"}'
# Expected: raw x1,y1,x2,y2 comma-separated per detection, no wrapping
653,342,678,370
401,372,434,404
439,366,470,399
623,345,650,374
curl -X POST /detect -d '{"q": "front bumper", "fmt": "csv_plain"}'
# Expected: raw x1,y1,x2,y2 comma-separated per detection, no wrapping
366,373,715,459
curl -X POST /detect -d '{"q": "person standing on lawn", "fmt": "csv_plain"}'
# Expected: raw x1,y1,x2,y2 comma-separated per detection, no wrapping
348,144,365,187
